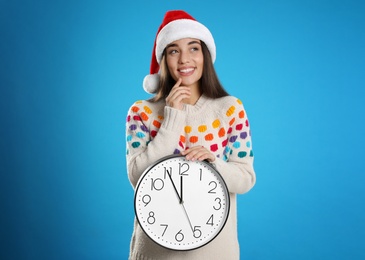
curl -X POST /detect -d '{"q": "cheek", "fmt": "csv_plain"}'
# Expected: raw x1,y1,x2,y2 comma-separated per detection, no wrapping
196,57,204,73
195,54,204,69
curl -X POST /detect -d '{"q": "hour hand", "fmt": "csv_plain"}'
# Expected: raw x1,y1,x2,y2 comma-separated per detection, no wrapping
180,175,183,204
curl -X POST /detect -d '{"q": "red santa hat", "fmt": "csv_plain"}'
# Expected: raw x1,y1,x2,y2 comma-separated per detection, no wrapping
143,10,216,94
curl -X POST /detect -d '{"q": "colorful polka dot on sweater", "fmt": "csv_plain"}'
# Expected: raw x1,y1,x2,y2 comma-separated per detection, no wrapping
125,96,253,161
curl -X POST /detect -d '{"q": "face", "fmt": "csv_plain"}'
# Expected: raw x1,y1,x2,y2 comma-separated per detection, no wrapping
165,38,204,89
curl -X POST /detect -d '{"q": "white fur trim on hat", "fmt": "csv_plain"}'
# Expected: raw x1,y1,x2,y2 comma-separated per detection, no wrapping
155,19,216,64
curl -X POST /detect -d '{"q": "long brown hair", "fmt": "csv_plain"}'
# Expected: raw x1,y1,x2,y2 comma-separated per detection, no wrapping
151,41,229,102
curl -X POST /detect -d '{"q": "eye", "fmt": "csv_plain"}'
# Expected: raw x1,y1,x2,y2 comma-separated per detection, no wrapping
168,49,179,55
190,46,201,52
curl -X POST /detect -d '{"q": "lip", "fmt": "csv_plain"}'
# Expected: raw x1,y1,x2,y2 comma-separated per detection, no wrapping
178,67,195,76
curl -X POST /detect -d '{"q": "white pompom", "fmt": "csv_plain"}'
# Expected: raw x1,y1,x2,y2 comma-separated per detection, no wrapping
143,74,160,94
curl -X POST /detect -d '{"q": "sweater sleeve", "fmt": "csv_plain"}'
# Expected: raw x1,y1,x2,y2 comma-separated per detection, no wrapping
214,98,256,194
126,101,186,187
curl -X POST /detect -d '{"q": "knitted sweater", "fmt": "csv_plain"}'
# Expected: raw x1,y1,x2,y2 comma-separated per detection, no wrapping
126,95,255,260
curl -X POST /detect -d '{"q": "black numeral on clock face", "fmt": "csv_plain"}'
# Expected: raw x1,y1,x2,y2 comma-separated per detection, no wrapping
213,197,222,210
179,162,189,176
193,226,202,238
160,224,168,236
147,211,156,224
151,178,164,191
206,214,214,226
142,194,151,207
175,230,184,242
208,181,217,194
163,167,172,179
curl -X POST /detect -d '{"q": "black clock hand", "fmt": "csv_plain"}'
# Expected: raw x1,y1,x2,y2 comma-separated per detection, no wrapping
166,166,193,232
167,171,182,202
179,177,194,232
180,175,183,204
181,203,194,232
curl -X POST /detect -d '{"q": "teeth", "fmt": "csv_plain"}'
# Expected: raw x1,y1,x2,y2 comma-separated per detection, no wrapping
179,68,194,73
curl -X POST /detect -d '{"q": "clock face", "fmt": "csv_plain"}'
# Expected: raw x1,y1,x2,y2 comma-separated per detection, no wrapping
134,155,230,251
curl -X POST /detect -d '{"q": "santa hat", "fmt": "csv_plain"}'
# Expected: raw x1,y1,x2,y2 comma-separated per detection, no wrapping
143,10,216,94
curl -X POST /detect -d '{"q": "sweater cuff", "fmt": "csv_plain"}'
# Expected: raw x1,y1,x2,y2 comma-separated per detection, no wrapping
161,106,186,131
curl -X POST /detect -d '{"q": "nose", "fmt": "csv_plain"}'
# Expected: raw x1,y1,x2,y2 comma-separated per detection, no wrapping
178,50,189,64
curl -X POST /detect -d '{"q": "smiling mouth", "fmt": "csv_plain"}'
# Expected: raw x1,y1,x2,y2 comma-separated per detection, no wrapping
178,67,195,76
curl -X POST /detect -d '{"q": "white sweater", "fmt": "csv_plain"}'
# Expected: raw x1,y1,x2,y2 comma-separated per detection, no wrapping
126,95,255,260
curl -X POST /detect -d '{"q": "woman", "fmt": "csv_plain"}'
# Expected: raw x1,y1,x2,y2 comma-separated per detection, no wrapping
126,10,256,260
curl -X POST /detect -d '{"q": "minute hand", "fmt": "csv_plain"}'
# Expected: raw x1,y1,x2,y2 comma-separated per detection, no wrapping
179,175,194,231
181,203,194,232
167,171,182,202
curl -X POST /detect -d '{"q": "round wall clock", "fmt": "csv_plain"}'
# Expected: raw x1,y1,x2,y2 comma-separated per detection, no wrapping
134,154,230,251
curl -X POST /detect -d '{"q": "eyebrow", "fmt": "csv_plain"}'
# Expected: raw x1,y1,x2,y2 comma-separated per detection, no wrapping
166,40,201,49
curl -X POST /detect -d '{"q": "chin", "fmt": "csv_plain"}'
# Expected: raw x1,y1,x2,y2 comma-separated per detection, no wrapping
181,78,199,87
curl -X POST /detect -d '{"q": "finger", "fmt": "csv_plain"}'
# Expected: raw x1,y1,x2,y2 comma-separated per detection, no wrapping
181,146,205,154
166,87,191,109
168,88,191,99
166,92,191,108
175,78,183,87
183,148,207,160
194,151,215,162
182,147,215,162
168,86,191,99
170,78,183,90
181,146,199,156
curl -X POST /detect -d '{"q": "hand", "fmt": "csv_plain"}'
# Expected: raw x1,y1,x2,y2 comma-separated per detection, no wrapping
181,146,216,163
165,78,191,110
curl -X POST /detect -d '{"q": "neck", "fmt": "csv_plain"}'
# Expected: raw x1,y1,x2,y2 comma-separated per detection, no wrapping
183,82,201,105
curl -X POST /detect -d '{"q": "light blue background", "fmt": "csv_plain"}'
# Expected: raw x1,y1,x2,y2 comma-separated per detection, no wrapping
1,0,365,259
